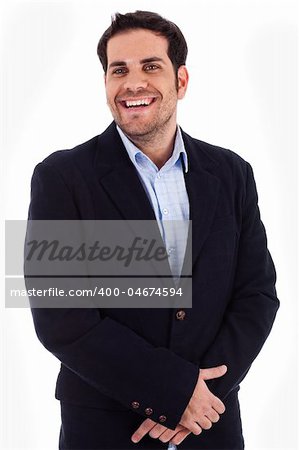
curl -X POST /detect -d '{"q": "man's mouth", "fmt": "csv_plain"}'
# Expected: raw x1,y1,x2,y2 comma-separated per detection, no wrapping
119,97,157,109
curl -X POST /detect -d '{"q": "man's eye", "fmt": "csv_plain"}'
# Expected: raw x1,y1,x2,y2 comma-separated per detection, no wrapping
112,68,127,75
144,64,159,71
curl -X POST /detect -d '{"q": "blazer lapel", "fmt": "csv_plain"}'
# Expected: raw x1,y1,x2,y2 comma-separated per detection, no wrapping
95,122,156,221
182,131,221,269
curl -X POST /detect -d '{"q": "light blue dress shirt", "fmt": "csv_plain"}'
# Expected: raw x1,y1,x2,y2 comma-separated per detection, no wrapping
117,125,190,448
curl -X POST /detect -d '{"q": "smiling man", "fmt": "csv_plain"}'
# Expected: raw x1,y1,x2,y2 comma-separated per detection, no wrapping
27,10,279,450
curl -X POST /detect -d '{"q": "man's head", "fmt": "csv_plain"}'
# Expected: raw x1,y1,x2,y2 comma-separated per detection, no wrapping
97,11,188,80
98,11,189,142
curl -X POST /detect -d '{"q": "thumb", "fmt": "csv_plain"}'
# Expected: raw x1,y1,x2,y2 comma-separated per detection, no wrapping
200,365,227,381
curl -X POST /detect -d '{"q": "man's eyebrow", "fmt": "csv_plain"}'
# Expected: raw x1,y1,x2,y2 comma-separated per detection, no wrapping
108,57,165,70
140,57,165,64
108,61,127,69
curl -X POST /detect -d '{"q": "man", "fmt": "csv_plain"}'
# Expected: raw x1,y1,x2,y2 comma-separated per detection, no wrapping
26,11,279,450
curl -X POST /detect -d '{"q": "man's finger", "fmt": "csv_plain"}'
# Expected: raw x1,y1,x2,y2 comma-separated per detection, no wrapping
207,408,220,423
149,423,168,439
201,365,227,381
131,419,156,443
158,424,187,443
188,421,202,436
212,396,226,415
171,428,193,446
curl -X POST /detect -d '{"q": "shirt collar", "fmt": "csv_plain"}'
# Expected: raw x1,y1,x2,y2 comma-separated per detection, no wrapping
116,125,189,173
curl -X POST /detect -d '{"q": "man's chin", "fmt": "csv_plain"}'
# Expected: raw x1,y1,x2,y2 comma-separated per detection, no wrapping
117,123,155,139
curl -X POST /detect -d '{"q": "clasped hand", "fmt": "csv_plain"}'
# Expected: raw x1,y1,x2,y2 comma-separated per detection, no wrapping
131,365,227,446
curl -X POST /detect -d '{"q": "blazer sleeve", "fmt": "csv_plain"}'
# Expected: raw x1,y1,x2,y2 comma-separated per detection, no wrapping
199,161,279,399
25,161,199,430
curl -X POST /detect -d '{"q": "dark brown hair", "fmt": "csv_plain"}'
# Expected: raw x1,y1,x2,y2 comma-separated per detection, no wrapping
97,11,188,75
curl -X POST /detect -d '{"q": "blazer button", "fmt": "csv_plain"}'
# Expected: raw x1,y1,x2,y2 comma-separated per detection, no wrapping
145,407,153,416
131,401,140,409
159,415,167,423
176,310,186,320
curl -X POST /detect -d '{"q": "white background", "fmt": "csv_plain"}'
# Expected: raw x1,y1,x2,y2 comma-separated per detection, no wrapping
1,0,298,449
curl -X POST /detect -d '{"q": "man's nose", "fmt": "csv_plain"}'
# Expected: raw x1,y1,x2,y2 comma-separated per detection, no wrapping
123,71,148,93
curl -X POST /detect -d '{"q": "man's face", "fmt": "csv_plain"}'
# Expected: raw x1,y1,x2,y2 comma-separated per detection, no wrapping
104,29,188,140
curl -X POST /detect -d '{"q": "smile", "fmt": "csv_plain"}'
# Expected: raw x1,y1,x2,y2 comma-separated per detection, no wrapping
120,97,156,109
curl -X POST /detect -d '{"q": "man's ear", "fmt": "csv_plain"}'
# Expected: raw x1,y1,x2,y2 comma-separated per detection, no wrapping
177,65,189,99
103,73,107,85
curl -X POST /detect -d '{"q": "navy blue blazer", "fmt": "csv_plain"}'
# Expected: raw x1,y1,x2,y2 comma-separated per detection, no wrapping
26,122,279,449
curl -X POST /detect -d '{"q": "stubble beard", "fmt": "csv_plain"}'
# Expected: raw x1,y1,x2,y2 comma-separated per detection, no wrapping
112,93,177,145
119,112,174,144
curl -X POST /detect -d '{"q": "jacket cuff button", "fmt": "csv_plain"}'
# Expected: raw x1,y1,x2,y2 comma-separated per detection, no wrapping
176,310,186,320
145,407,153,416
131,401,140,409
159,415,167,423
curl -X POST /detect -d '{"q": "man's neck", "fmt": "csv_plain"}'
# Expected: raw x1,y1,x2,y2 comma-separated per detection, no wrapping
124,122,177,169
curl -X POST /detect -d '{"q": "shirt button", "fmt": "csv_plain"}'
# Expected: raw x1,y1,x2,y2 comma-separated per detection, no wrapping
162,208,169,215
159,415,167,423
145,407,153,416
176,310,186,320
131,401,140,409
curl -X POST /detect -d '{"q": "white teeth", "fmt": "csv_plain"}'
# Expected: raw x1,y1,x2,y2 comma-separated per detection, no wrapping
125,98,153,108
